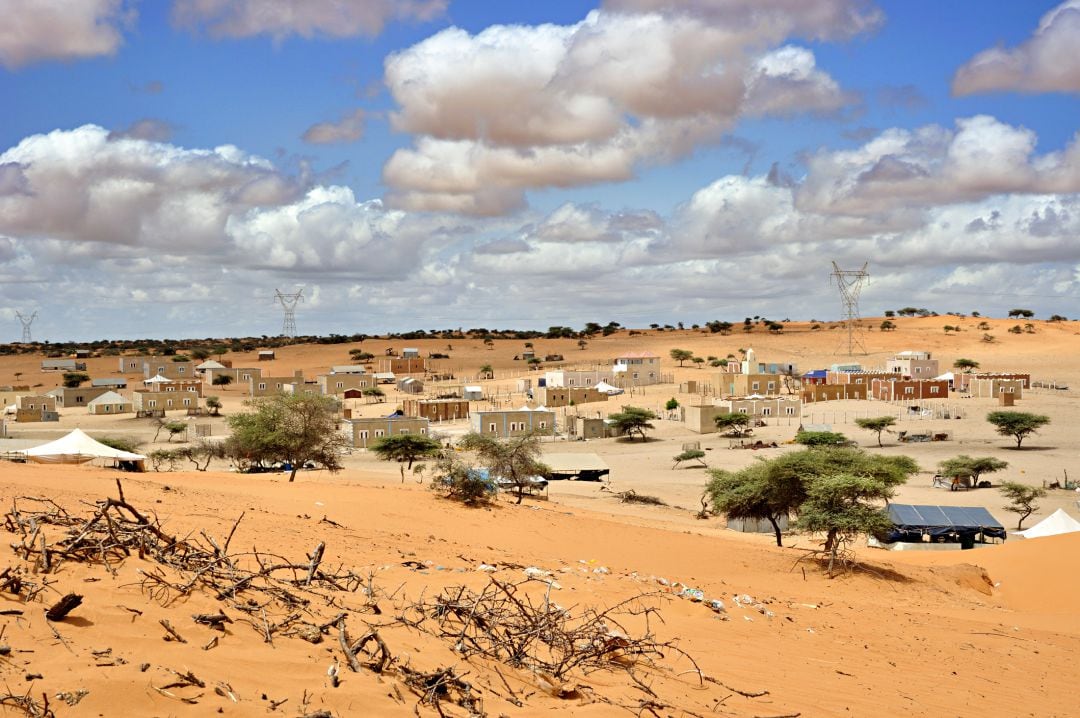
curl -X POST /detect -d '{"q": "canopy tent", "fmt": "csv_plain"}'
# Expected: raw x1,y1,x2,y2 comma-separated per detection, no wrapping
542,452,610,481
195,360,226,370
593,381,624,395
887,504,1006,543
1017,508,1080,539
143,375,175,385
20,429,146,470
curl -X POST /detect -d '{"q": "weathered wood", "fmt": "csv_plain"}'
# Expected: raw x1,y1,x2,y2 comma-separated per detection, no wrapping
45,593,82,621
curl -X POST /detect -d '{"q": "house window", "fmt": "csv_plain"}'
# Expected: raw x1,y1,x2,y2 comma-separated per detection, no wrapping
539,421,547,429
855,378,863,384
183,398,192,406
489,423,497,433
336,382,344,389
148,400,157,408
259,383,267,390
767,382,776,391
178,367,186,374
904,387,914,394
375,430,385,438
738,407,748,414
930,386,940,394
786,407,796,415
400,429,411,434
76,396,84,403
751,382,760,391
358,430,368,441
762,407,772,416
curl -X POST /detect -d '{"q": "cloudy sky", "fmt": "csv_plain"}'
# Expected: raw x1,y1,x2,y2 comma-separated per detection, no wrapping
3,0,1080,341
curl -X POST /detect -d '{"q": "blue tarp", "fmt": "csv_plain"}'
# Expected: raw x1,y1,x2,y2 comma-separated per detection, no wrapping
887,504,1007,542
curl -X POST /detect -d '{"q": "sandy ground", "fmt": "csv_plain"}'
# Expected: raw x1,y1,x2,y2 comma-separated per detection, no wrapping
1,319,1079,716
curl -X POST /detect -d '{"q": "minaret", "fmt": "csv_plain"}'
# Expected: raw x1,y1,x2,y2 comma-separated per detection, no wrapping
742,347,756,374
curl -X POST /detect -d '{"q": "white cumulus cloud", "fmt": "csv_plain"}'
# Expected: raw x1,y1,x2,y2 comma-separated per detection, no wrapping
0,0,134,69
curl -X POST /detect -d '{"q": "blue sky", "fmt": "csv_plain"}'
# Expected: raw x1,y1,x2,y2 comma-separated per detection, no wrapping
2,0,1079,340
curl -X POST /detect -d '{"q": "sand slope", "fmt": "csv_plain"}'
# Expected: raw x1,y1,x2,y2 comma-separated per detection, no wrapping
1,463,1078,717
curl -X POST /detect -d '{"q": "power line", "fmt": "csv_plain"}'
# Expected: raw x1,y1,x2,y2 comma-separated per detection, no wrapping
15,311,36,343
274,288,304,337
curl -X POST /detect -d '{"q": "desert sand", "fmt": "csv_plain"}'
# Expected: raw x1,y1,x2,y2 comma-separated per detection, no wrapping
2,317,1079,716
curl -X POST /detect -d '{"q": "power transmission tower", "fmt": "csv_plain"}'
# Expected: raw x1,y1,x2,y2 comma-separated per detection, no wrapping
274,288,304,338
15,311,36,343
830,261,869,356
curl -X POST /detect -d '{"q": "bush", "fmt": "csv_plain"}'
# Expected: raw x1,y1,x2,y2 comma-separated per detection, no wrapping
62,372,89,388
97,436,143,453
212,374,233,386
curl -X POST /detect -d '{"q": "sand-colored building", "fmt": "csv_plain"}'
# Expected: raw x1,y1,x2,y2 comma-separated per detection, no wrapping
41,359,85,372
203,366,263,386
612,351,662,385
132,390,201,413
716,373,786,397
344,416,430,448
543,369,615,388
801,383,869,403
403,398,470,422
533,386,609,408
955,372,1031,391
377,357,427,375
826,370,894,385
965,378,1025,399
15,394,58,423
47,386,110,408
567,416,611,439
682,397,801,433
143,359,196,381
886,351,939,379
118,356,145,373
318,373,375,395
871,378,949,401
248,371,304,398
471,408,555,438
397,377,424,394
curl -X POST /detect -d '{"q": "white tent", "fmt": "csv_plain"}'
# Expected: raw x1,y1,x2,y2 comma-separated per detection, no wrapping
20,429,146,469
195,360,226,370
143,375,175,385
1016,508,1080,539
594,381,624,395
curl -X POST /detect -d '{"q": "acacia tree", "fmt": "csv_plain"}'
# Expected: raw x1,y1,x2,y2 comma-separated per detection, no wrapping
854,416,897,447
205,396,222,416
669,348,693,366
706,462,804,547
998,481,1046,529
224,393,346,482
713,412,750,437
371,433,442,472
608,406,657,441
953,358,980,372
937,455,1008,486
458,432,550,505
986,411,1050,448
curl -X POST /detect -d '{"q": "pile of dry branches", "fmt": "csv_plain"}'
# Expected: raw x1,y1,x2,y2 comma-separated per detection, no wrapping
0,480,767,717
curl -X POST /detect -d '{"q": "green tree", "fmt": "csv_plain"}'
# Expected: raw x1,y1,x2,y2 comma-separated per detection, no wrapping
665,397,679,411
795,430,849,447
706,462,804,547
430,452,494,506
370,433,442,481
937,455,1008,486
797,473,899,574
205,396,222,416
62,372,89,388
713,412,750,437
672,449,707,469
691,356,706,367
669,348,693,366
608,406,657,442
212,374,233,386
986,411,1050,448
224,393,346,482
458,432,550,505
577,339,588,350
953,358,979,372
854,416,897,447
362,386,386,402
155,419,188,443
479,364,494,379
189,348,211,361
998,481,1046,529
879,320,896,331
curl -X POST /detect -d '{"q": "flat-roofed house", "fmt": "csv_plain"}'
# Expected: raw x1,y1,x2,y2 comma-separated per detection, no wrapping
48,386,110,408
248,371,304,397
403,398,469,422
871,378,949,401
886,351,939,379
318,373,375,395
42,359,84,372
92,377,128,389
132,391,200,413
15,394,58,422
471,408,555,438
802,383,868,403
143,360,196,381
533,386,608,408
344,416,430,448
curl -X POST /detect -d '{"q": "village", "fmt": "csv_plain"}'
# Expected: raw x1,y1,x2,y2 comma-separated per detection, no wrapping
3,315,1078,548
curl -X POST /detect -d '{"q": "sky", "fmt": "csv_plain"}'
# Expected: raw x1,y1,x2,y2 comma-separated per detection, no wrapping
3,0,1080,341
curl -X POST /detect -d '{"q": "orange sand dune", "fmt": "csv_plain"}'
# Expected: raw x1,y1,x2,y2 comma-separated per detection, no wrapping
1,463,1078,717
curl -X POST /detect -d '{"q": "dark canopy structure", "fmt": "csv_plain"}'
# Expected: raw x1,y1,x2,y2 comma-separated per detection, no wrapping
887,504,1006,543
